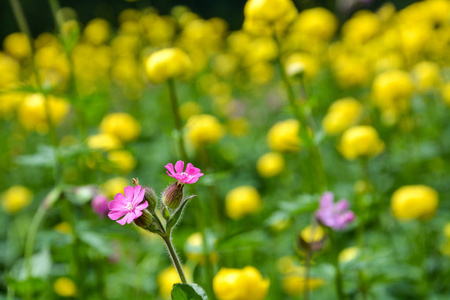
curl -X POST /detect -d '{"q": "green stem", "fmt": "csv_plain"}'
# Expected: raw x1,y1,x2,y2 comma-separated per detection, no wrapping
303,248,311,300
329,230,346,300
167,79,188,162
357,158,369,248
161,233,188,284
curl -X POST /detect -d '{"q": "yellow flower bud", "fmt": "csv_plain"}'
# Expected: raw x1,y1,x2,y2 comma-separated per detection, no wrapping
83,18,110,45
372,69,413,114
225,186,261,220
300,225,325,244
18,93,70,133
322,97,363,135
107,150,137,173
213,266,269,300
53,277,77,297
145,48,192,84
185,114,225,148
1,185,33,214
257,152,285,177
339,126,385,160
391,185,438,221
87,133,122,151
3,32,31,59
100,113,141,142
282,275,324,297
102,177,129,199
267,119,301,152
157,266,192,299
411,61,441,92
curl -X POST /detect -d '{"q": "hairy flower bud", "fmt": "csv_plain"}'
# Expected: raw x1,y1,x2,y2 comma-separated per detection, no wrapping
133,209,153,229
162,182,184,209
143,186,158,211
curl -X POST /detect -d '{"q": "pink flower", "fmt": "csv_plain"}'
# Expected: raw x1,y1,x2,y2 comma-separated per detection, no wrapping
92,195,109,217
165,160,204,184
316,192,355,231
108,185,149,225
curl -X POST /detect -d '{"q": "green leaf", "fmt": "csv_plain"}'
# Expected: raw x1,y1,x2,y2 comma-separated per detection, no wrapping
171,283,208,300
78,231,112,256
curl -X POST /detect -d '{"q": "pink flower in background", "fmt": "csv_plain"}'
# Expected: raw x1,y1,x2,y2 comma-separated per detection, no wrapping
165,160,204,184
108,185,148,225
91,195,109,217
316,192,355,231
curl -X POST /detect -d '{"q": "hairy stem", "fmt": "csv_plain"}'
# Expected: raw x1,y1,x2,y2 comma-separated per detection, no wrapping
161,233,188,284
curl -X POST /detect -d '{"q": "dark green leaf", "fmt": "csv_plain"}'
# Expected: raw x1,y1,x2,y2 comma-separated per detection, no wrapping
171,283,208,300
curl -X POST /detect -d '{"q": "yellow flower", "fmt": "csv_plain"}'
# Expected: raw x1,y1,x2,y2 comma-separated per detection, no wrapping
100,113,141,143
185,114,225,148
243,0,297,36
213,266,270,300
0,92,25,119
441,82,450,106
444,223,450,240
0,53,20,88
372,69,413,114
107,150,137,173
322,97,363,135
391,185,438,221
145,48,192,84
282,275,324,297
53,277,77,297
342,11,381,44
87,133,121,151
1,185,33,214
339,126,385,160
54,222,73,235
411,61,441,92
257,152,285,177
293,7,337,41
3,32,31,59
102,177,129,199
83,18,110,45
267,119,301,152
339,247,360,263
185,232,218,264
18,93,70,133
300,225,325,244
157,266,192,299
284,53,319,79
225,186,261,220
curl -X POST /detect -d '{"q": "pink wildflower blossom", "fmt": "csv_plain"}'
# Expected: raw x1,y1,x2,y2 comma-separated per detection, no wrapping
165,160,204,184
316,192,355,231
108,185,148,225
92,194,109,217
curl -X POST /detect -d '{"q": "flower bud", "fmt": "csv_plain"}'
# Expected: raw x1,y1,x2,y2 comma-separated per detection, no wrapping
133,209,153,229
143,186,158,211
162,182,184,209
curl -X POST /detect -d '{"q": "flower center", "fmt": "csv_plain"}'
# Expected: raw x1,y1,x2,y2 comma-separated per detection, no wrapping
126,202,134,211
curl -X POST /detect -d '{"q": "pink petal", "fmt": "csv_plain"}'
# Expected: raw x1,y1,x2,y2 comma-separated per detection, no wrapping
175,160,185,174
125,213,136,224
133,210,143,219
320,192,334,208
186,174,203,184
165,163,175,176
135,201,148,211
117,216,128,225
132,188,146,207
185,163,194,174
188,167,201,176
173,174,184,181
335,199,350,212
109,210,127,220
124,186,134,202
133,185,142,200
114,193,127,204
108,200,126,211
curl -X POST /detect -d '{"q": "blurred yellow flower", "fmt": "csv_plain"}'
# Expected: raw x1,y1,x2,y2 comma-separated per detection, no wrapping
185,114,225,148
3,32,31,59
256,152,285,177
339,246,360,263
53,277,77,297
372,70,413,115
444,223,450,240
18,93,70,133
339,126,385,160
213,266,270,300
83,18,110,45
87,133,122,151
411,61,441,92
300,225,325,244
54,222,73,235
391,185,438,221
0,92,25,119
282,275,324,297
441,83,450,106
107,150,137,173
185,232,218,264
284,53,319,79
179,101,201,121
100,113,141,142
1,185,33,214
157,266,191,299
225,186,261,220
102,177,129,199
145,48,192,84
342,11,381,44
0,52,20,88
322,97,363,135
267,119,301,152
293,7,337,41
